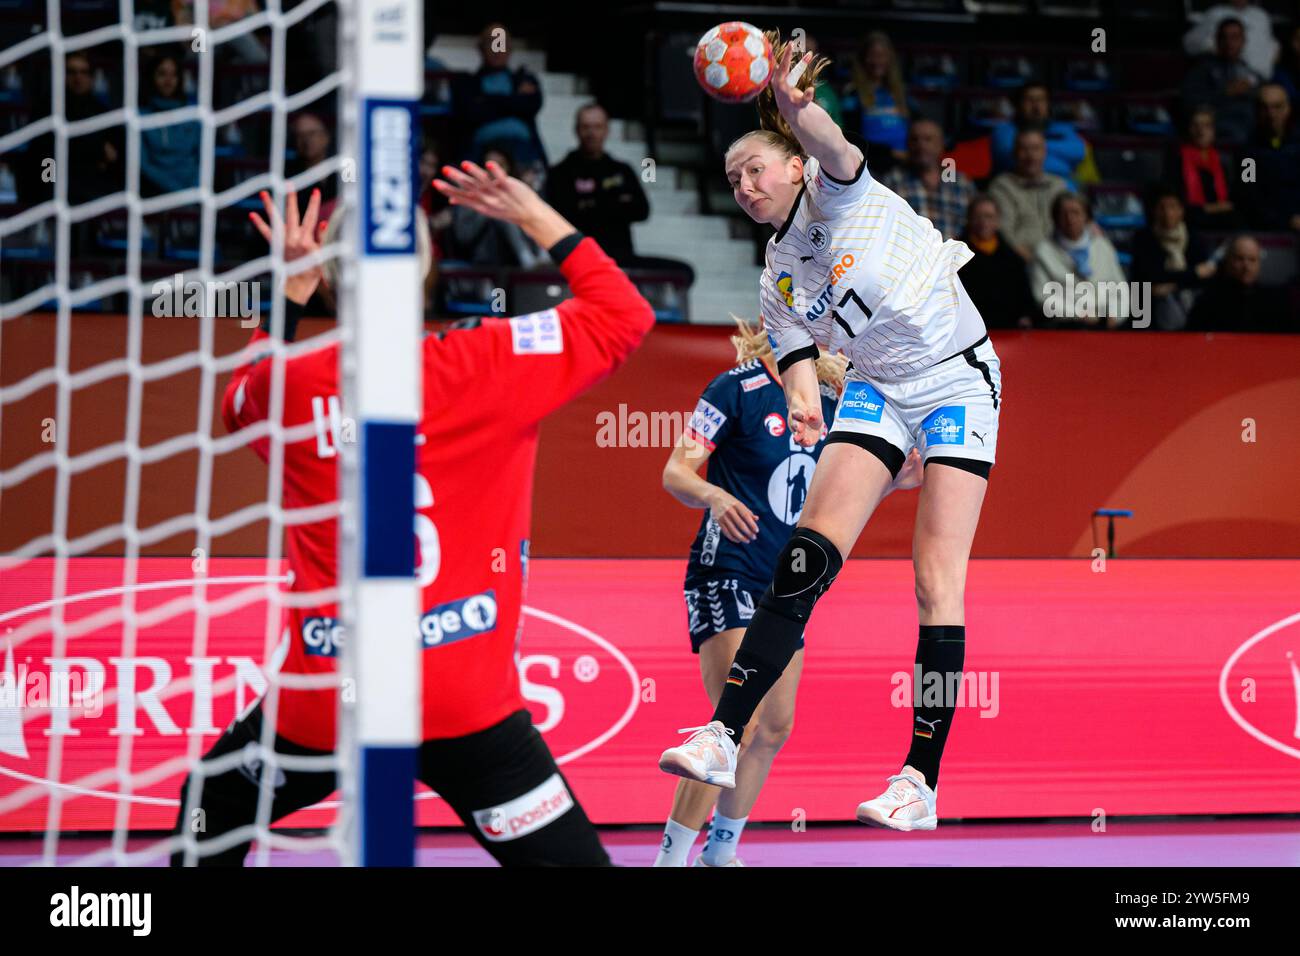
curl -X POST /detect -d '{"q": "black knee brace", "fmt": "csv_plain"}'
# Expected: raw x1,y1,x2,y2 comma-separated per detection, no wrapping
759,527,844,624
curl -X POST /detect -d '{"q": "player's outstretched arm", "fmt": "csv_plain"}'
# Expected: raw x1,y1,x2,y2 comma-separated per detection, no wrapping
434,159,575,250
431,159,656,424
772,46,861,183
222,189,329,437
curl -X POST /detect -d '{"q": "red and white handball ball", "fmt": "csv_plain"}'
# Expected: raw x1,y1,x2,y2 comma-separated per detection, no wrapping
693,21,774,103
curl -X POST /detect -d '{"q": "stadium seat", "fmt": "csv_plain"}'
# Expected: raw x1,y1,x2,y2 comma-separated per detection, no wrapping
438,264,498,316
1053,94,1102,134
981,53,1036,89
906,49,962,91
911,90,952,131
1121,98,1177,137
1060,57,1113,93
1037,0,1101,15
1090,184,1147,230
1091,135,1168,186
962,0,1030,13
510,273,572,315
957,91,1015,130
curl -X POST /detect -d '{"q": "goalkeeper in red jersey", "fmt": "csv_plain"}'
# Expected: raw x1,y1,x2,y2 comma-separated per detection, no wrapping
171,163,654,866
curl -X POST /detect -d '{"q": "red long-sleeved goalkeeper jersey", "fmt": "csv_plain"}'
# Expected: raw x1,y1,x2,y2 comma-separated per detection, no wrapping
221,237,654,749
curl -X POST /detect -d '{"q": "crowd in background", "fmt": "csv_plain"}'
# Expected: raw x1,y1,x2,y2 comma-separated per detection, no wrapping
811,4,1300,331
1,0,1297,331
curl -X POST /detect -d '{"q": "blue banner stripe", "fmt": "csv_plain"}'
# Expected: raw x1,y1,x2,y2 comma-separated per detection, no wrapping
362,421,416,578
360,746,417,867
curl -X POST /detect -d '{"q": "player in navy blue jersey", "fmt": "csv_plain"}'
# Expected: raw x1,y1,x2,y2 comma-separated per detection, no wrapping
652,318,921,866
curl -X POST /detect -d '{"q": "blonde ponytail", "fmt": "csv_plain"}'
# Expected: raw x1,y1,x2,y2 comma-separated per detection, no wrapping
730,314,849,392
754,30,834,156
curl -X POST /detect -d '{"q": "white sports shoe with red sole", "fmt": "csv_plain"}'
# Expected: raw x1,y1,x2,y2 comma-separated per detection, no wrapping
856,769,938,831
658,721,738,788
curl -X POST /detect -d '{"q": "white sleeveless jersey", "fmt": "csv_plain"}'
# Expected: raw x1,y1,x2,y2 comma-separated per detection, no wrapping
760,142,981,380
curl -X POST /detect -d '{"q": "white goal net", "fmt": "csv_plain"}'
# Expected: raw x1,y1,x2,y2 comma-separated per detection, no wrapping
0,0,422,866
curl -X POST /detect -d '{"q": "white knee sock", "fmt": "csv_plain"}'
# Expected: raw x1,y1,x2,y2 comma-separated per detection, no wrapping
700,813,748,866
652,818,700,867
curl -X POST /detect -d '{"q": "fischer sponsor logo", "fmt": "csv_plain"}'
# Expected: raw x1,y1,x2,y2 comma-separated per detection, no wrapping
473,772,573,842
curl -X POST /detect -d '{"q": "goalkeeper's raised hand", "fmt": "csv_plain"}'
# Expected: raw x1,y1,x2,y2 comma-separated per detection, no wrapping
434,159,576,252
249,188,326,306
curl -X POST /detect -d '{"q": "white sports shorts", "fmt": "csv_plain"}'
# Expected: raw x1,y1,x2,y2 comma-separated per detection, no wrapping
829,329,1002,475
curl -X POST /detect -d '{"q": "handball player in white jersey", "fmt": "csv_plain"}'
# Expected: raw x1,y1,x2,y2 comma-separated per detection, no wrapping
658,33,1003,831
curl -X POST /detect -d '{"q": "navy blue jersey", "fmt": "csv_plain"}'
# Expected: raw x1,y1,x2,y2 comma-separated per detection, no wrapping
684,359,839,590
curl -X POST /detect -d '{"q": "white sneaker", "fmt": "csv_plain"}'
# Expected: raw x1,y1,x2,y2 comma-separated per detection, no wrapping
693,855,745,867
856,768,938,831
658,721,738,788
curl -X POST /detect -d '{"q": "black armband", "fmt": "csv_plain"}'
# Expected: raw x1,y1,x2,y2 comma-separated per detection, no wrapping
821,131,870,186
260,299,305,343
547,231,584,266
776,344,820,374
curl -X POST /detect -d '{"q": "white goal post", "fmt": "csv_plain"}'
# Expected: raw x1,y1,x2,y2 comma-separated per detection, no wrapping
0,0,424,866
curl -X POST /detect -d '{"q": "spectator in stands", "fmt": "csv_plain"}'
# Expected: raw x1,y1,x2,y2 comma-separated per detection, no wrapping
1177,106,1240,229
842,31,913,166
959,195,1035,329
1183,17,1267,145
1029,193,1127,328
1188,234,1293,331
447,144,542,268
881,118,975,240
287,112,337,207
1130,188,1216,331
1184,0,1279,82
989,83,1087,188
1274,26,1300,100
1244,84,1300,232
988,128,1070,261
63,52,124,206
457,22,546,183
545,102,694,286
139,54,200,198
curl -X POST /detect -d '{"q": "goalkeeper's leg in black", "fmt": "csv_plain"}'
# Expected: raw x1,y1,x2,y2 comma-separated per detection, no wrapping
170,700,336,867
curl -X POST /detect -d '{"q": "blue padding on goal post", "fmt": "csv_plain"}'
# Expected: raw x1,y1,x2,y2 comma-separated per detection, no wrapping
361,421,416,578
360,745,417,867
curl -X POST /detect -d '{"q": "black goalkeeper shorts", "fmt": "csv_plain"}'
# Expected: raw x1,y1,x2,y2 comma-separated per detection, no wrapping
170,703,611,867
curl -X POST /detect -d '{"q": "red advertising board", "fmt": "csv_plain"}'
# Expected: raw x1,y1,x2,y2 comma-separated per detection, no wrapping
1,556,1297,831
